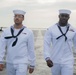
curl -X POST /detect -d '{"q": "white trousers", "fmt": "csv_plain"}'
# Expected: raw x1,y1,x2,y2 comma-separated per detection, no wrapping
6,63,28,75
51,63,73,75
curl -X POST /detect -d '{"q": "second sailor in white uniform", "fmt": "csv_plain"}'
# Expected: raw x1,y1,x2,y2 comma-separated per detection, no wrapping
44,9,76,75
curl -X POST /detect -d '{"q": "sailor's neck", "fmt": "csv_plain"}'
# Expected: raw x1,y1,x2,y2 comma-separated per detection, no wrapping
14,24,23,29
59,22,68,27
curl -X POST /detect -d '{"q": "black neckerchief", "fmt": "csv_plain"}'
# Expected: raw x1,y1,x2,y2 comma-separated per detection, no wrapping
5,26,25,47
56,24,69,41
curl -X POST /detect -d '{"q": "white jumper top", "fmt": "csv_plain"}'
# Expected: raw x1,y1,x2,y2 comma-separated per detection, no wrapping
0,26,35,66
44,23,76,64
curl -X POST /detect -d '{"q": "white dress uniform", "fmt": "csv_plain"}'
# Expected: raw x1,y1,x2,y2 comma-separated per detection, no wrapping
44,23,76,75
0,25,35,75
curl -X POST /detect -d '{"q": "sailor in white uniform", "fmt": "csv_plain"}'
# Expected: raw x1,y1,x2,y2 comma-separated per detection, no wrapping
44,9,76,75
0,9,35,75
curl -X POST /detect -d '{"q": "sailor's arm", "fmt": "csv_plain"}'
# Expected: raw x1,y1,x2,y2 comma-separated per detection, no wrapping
27,31,35,73
73,30,76,53
43,28,53,67
0,31,7,71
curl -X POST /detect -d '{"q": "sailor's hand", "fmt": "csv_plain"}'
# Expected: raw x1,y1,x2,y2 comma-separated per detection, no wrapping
29,68,34,74
46,59,53,67
0,64,4,71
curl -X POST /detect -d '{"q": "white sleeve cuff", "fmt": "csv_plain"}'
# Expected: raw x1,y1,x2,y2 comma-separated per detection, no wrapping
45,57,50,61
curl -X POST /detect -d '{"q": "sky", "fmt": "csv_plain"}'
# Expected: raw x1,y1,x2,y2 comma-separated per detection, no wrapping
0,0,76,28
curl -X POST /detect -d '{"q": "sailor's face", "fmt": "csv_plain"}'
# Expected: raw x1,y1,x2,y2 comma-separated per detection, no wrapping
14,14,24,24
59,13,70,24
